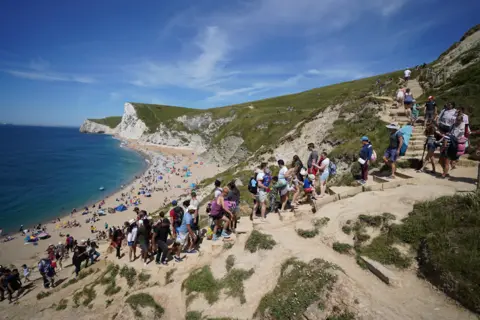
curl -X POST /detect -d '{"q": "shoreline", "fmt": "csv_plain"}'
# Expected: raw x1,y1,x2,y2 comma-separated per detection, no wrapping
0,138,220,266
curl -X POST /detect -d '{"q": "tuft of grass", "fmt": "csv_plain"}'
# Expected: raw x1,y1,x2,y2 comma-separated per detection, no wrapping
313,217,330,228
355,233,371,243
165,268,176,284
326,310,356,320
126,293,164,318
120,265,137,287
342,225,352,235
245,230,276,253
223,268,255,304
78,267,95,280
333,242,353,254
36,291,51,300
358,234,411,269
223,242,234,250
82,286,97,306
182,266,221,304
225,255,235,272
104,280,122,296
255,258,339,319
55,298,68,311
382,212,396,221
186,311,203,320
62,278,78,289
138,271,151,283
296,228,319,238
358,214,383,228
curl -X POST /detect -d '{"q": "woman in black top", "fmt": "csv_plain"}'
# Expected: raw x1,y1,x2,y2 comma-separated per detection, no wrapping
226,180,240,231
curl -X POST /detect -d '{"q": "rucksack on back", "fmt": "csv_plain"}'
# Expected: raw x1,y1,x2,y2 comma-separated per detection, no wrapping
248,177,258,194
328,162,337,176
173,206,184,228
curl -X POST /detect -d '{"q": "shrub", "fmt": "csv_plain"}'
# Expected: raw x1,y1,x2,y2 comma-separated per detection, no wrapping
225,255,235,272
342,225,352,235
297,228,319,238
138,272,151,283
126,293,164,318
36,291,51,300
55,299,68,311
333,242,353,254
120,265,137,287
245,230,276,253
165,268,176,284
255,258,339,319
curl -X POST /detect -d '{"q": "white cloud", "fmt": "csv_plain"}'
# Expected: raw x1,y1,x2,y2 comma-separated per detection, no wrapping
6,70,96,83
5,58,96,84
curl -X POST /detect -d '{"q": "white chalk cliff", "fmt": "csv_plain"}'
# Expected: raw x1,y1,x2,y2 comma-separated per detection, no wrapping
79,119,118,134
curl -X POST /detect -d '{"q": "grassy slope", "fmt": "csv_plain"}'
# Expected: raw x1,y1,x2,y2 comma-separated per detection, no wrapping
131,71,402,152
89,116,122,129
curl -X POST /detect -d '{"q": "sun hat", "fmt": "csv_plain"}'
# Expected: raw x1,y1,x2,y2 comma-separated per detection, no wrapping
171,200,178,206
386,123,400,130
187,205,197,212
361,136,369,141
300,168,307,176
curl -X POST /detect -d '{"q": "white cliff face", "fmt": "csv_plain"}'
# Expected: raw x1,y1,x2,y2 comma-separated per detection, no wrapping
139,124,209,153
118,103,148,140
79,120,118,134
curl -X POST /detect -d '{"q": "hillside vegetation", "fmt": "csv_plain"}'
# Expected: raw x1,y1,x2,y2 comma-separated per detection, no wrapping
89,116,122,129
131,71,403,153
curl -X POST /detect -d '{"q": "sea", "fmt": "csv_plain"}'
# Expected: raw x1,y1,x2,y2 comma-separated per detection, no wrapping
0,125,147,234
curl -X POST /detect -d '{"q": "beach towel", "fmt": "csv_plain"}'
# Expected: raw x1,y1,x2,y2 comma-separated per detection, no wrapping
399,125,412,156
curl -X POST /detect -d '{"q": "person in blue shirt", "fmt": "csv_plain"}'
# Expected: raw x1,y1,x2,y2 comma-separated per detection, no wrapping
175,205,197,256
359,136,373,185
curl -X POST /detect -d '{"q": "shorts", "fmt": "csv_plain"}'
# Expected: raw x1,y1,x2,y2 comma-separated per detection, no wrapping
404,76,410,81
139,241,148,251
404,101,412,107
175,232,188,246
384,148,398,162
211,212,224,221
279,186,289,197
127,241,135,247
256,190,267,203
427,142,437,152
425,110,434,122
320,170,329,182
304,187,313,193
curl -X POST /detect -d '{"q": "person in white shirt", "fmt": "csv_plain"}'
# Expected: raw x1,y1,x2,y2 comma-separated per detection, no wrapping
313,151,330,198
437,102,457,133
404,69,412,82
126,219,138,262
253,163,268,222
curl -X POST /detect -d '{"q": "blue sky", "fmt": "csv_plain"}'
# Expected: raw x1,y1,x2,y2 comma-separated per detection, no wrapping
0,0,478,126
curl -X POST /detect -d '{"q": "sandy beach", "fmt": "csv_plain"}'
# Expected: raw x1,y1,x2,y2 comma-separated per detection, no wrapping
0,141,220,266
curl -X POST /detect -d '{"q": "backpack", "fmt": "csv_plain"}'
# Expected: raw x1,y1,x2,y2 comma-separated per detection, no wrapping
248,176,258,194
173,206,184,228
263,173,272,188
447,134,458,158
328,162,337,176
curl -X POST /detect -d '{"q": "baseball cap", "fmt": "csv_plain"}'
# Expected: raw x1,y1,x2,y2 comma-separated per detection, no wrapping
361,136,369,141
386,123,400,130
428,96,434,100
171,200,177,206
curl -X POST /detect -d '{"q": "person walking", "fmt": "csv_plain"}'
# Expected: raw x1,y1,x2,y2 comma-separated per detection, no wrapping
358,136,373,185
383,123,403,179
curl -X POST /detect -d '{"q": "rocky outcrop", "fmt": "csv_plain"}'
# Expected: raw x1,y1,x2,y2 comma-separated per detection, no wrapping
79,120,118,134
419,27,480,89
114,102,236,156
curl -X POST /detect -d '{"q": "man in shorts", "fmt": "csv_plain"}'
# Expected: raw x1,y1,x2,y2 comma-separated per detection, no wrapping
174,205,197,258
254,162,268,222
424,96,437,127
383,123,403,179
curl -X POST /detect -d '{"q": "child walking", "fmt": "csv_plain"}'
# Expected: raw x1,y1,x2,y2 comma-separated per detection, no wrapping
22,264,31,282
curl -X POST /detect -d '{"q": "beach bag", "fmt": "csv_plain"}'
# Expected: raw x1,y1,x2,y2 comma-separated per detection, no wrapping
173,206,184,228
248,176,258,194
263,173,272,188
456,137,467,156
370,150,377,162
328,162,337,176
398,126,412,156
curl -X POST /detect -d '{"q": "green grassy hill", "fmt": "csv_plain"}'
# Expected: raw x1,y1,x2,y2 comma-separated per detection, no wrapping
131,70,403,153
89,116,122,129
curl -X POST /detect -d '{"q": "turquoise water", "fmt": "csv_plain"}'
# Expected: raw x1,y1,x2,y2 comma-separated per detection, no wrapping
0,125,147,233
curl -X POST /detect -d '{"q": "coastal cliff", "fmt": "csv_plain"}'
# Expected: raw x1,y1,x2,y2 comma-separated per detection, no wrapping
79,119,118,134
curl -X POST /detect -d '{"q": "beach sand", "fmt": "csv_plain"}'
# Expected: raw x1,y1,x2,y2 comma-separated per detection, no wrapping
0,142,221,266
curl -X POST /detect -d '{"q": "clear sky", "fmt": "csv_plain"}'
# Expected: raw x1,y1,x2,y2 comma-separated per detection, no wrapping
0,0,478,126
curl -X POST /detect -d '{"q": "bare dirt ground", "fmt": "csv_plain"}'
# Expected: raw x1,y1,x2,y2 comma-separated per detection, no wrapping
1,164,477,320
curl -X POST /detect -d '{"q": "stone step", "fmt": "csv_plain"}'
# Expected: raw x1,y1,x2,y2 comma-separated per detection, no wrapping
359,256,400,286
